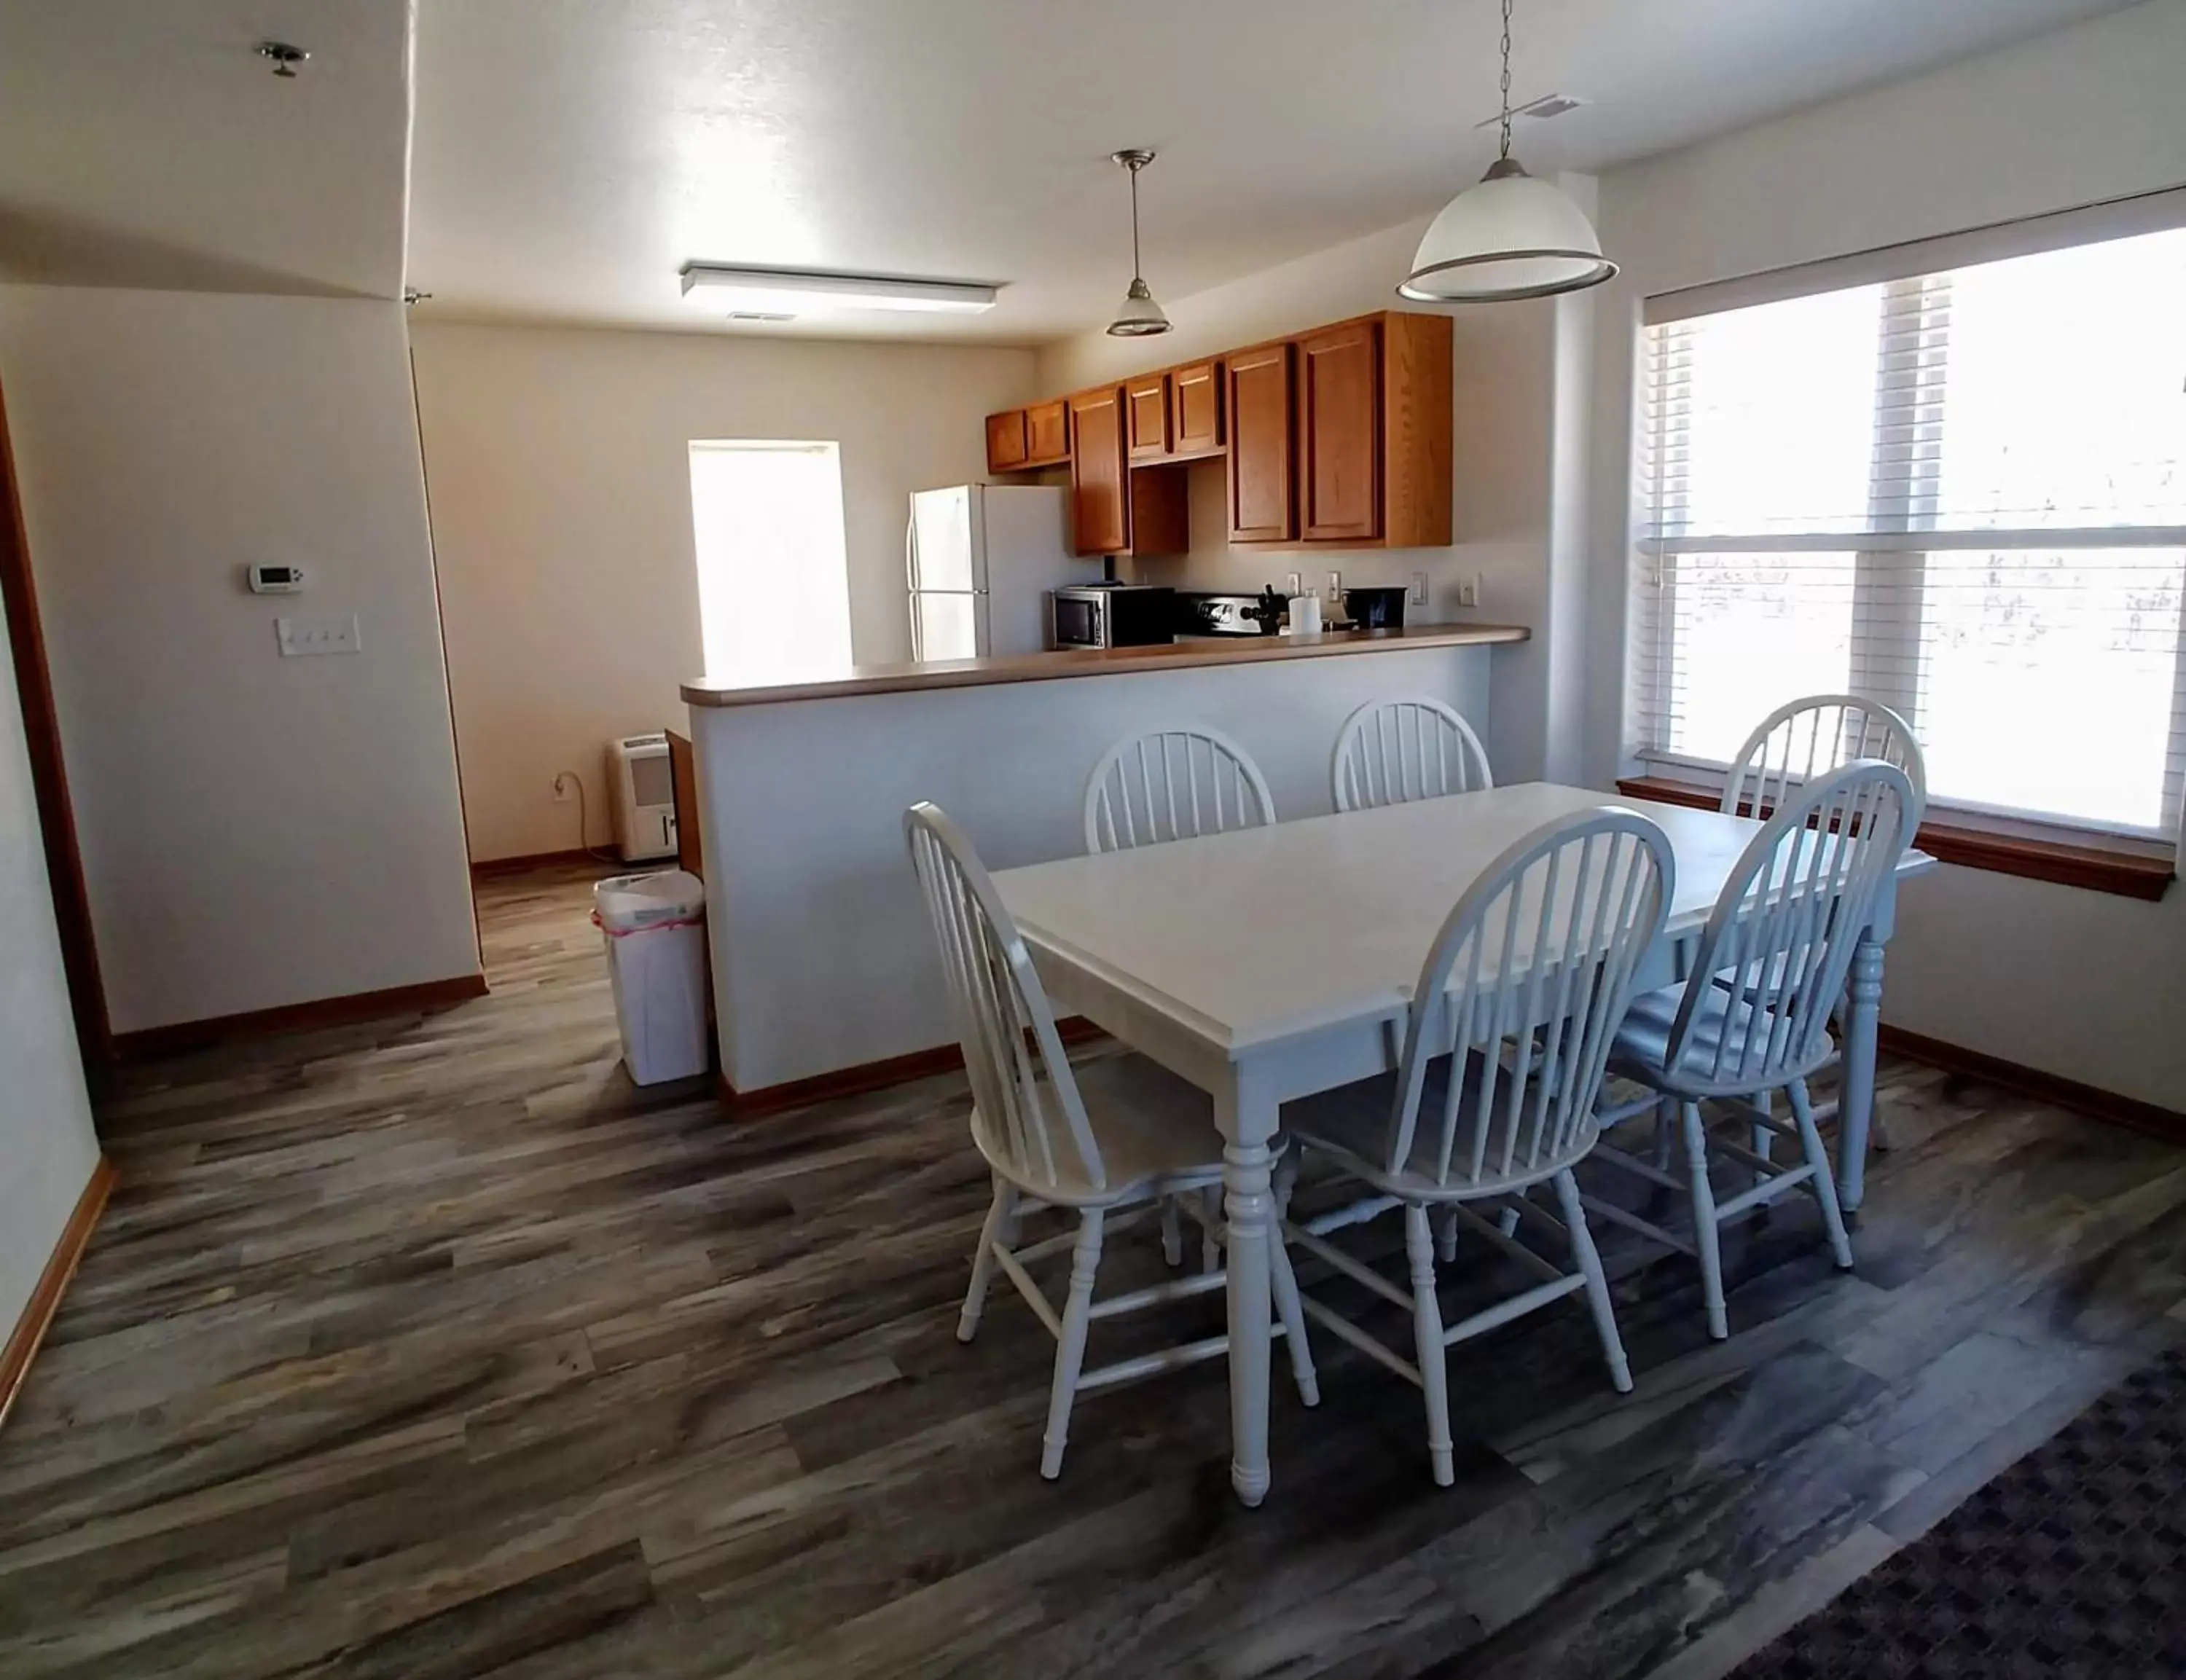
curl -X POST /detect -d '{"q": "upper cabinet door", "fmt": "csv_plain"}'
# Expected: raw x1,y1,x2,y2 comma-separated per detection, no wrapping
1024,399,1070,467
1126,374,1170,461
1227,342,1296,543
1172,361,1223,455
1068,387,1130,554
1298,320,1382,543
985,409,1029,474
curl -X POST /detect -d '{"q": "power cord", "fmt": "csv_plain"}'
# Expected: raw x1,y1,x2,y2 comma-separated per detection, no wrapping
552,770,622,863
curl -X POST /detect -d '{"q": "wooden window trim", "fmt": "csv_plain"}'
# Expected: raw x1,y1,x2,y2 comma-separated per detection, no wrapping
1615,775,2177,903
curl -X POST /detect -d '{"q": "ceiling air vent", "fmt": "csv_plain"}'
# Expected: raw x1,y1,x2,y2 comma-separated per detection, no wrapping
726,311,796,323
1475,93,1590,128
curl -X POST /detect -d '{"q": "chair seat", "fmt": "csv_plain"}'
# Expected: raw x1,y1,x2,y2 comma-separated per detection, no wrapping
972,1050,1229,1206
1611,981,1834,1096
1284,1053,1594,1202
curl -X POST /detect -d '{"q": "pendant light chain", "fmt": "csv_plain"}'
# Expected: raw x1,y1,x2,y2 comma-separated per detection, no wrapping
1497,0,1514,162
1129,160,1143,280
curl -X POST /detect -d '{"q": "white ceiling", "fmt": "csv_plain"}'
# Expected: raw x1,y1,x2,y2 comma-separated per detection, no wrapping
408,0,2137,342
0,0,2142,337
0,0,412,298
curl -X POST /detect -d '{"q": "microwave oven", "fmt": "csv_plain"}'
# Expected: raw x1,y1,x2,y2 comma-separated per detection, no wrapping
1047,584,1175,650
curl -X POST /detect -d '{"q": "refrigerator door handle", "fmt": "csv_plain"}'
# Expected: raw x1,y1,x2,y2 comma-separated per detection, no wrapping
904,518,917,592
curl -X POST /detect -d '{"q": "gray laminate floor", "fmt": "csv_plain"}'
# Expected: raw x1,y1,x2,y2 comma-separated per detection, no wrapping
1,862,2180,1679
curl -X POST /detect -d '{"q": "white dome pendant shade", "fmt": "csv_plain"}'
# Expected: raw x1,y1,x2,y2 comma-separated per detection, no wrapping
1105,149,1172,338
1400,157,1616,302
1401,0,1615,304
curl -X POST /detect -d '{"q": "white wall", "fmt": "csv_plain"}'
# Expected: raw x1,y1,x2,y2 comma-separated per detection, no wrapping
1035,209,1588,785
0,595,102,1337
408,323,1037,862
0,288,480,1035
1583,0,2186,1110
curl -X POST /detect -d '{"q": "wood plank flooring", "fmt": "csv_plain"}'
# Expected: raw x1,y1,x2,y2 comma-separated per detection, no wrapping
2,860,2182,1679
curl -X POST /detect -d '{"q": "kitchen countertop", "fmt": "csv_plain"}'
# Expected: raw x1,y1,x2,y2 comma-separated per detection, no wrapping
680,623,1530,708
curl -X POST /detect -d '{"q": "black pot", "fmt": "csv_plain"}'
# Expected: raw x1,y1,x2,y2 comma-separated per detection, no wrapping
1344,587,1408,630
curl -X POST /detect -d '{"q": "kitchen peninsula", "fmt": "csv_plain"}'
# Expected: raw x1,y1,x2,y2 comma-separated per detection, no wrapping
683,624,1526,1107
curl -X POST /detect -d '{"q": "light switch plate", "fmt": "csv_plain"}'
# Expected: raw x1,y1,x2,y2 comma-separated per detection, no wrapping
275,613,361,657
1410,571,1429,605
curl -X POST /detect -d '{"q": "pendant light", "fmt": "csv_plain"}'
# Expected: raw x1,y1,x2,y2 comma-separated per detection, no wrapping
1105,149,1172,337
1400,0,1615,303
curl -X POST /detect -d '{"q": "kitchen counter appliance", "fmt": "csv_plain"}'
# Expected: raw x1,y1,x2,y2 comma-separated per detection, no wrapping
1177,589,1290,636
1048,583,1175,650
1342,586,1409,631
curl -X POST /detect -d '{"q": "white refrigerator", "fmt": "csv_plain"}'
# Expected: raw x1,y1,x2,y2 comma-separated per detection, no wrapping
906,484,1081,661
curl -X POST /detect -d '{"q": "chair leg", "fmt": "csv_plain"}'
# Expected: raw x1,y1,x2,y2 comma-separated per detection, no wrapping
1200,1186,1221,1273
1681,1101,1730,1341
1435,1206,1460,1263
1159,1197,1183,1268
1651,1096,1677,1173
1403,1204,1455,1487
1040,1208,1105,1480
1554,1169,1632,1394
1750,1088,1774,1194
1787,1078,1855,1271
1269,1158,1320,1408
957,1179,1013,1343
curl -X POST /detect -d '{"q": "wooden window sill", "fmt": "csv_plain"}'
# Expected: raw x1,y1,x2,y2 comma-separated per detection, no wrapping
1615,776,2177,903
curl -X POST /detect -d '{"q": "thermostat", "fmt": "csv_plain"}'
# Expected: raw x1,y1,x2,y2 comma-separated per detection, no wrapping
247,563,307,594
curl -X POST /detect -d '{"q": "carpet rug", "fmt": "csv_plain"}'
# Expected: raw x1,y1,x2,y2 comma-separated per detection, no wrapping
1732,1345,2186,1678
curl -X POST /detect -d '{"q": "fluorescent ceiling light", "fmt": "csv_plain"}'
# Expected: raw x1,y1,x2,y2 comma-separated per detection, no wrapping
679,264,998,315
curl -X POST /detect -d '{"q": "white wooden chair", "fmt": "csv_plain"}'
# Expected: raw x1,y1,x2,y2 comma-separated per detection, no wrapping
1723,694,1926,825
905,801,1318,1478
1331,696,1493,813
1278,807,1675,1485
1591,761,1919,1339
1717,694,1927,1152
1083,726,1276,854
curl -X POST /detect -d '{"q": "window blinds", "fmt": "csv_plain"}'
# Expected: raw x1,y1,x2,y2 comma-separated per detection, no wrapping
1632,223,2186,839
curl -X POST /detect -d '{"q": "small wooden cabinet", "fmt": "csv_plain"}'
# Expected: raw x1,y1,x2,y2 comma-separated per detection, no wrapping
983,399,1072,475
1227,342,1296,544
1025,400,1069,467
1126,374,1170,461
1298,320,1382,543
984,409,1027,474
1172,361,1223,455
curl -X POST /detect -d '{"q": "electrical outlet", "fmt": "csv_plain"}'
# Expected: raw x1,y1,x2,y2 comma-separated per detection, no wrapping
1285,570,1302,597
1457,573,1483,609
1327,570,1343,602
552,774,573,804
275,613,361,657
1409,571,1428,606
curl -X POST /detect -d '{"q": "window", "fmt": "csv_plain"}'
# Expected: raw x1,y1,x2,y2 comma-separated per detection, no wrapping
1632,217,2186,845
688,441,853,684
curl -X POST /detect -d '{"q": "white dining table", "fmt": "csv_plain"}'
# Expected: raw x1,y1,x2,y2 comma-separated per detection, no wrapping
992,780,1935,1506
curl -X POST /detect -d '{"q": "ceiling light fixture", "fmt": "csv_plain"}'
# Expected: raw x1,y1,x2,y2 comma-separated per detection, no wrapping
1105,149,1171,338
1400,0,1615,303
678,264,999,316
256,40,310,78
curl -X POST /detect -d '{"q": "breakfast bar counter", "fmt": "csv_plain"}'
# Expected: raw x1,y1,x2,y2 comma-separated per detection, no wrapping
683,624,1528,1105
680,623,1529,707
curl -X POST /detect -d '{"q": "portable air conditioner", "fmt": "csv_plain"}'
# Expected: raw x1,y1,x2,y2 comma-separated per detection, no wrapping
606,734,678,863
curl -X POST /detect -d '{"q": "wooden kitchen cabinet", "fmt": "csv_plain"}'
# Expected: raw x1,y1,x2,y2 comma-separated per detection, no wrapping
982,399,1072,475
1024,400,1070,466
1172,360,1223,455
1068,385,1189,557
984,409,1028,474
1126,374,1170,461
1298,320,1382,542
1227,342,1296,543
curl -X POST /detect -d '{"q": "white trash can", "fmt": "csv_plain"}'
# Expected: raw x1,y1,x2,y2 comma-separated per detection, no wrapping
593,870,709,1085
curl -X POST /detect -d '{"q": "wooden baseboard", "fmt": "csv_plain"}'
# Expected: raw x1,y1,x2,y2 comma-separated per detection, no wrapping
718,1018,1108,1119
470,848,611,878
0,1155,114,1436
112,973,490,1059
1880,1024,2186,1145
